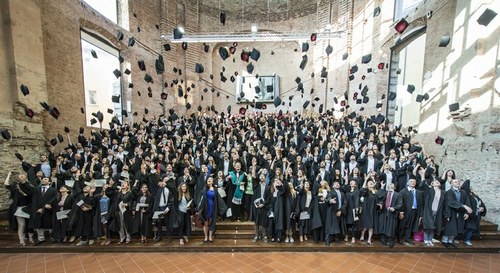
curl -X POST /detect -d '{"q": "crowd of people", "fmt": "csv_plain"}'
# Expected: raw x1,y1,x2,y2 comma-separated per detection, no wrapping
4,110,487,248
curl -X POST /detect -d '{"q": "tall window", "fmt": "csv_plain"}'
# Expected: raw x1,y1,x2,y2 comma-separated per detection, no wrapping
83,0,118,24
394,0,423,20
81,31,122,128
389,33,426,127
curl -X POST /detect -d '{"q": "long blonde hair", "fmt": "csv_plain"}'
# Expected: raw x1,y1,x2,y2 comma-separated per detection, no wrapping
177,182,191,201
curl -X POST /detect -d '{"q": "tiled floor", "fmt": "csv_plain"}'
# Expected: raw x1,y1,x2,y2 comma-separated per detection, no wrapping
0,252,497,273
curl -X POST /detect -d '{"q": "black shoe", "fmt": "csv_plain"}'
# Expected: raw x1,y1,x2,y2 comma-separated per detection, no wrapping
381,239,387,246
154,236,162,242
325,240,331,246
388,242,395,248
449,243,458,248
35,240,45,246
404,239,414,246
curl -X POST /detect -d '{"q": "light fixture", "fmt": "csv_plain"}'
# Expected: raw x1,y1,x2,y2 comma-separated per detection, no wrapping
251,25,258,33
163,31,344,43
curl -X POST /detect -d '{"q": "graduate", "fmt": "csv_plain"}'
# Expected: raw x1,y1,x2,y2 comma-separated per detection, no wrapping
442,179,472,248
421,179,445,247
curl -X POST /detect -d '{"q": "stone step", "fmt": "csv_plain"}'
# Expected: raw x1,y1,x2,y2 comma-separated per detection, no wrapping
0,238,499,254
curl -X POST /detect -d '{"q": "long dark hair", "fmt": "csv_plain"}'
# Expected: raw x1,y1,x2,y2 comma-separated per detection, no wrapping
177,182,191,201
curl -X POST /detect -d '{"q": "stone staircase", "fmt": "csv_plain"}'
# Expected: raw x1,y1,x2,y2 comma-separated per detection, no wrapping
0,212,498,253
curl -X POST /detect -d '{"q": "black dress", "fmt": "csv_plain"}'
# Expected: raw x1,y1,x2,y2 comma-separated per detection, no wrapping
51,193,74,241
359,188,378,231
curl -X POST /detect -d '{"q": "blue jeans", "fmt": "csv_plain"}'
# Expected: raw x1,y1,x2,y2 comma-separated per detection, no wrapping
464,228,475,242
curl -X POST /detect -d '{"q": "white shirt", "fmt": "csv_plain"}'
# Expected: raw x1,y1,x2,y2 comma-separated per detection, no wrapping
367,157,375,173
159,187,169,207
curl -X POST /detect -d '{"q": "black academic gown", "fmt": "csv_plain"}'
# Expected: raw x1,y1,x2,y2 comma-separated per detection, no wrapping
421,187,445,232
359,188,379,231
284,189,299,231
267,185,285,234
131,193,154,238
443,188,471,237
465,193,486,234
31,186,57,230
51,193,74,241
342,186,360,226
378,189,402,237
196,187,227,231
297,190,314,234
251,183,270,227
6,183,33,231
324,191,342,237
72,192,98,238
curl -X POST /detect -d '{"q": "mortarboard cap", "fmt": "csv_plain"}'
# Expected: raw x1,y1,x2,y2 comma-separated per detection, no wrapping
356,98,362,104
122,110,128,117
128,83,133,88
407,84,415,93
319,104,324,113
40,102,50,111
163,43,171,51
113,69,121,78
161,92,167,100
220,11,226,25
388,92,397,101
119,55,124,63
363,96,369,104
374,6,381,17
112,95,120,103
186,102,191,110
221,75,227,82
395,18,409,34
57,133,64,143
64,126,70,133
50,138,57,146
230,76,235,82
20,84,30,96
303,100,310,109
250,48,261,61
373,113,385,124
195,63,204,73
90,118,97,125
299,55,308,70
449,102,460,112
203,44,209,53
181,42,188,50
477,8,497,27
219,47,229,60
295,77,301,84
124,68,131,75
310,33,317,41
178,86,184,97
128,37,135,47
13,152,24,162
302,42,309,52
439,36,451,47
155,56,165,74
173,27,184,39
416,94,424,102
1,129,11,140
349,75,355,81
107,108,113,114
117,31,124,41
138,60,146,71
423,93,430,101
246,63,254,74
361,54,372,64
49,107,60,119
144,74,153,83
241,51,250,62
376,102,383,108
435,136,444,145
342,53,348,60
350,65,358,74
273,96,282,107
325,45,333,55
254,86,260,94
378,62,385,69
90,49,97,59
239,107,246,115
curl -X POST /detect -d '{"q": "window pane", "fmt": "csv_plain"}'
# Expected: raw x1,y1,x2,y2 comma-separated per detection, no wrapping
394,0,423,20
237,74,279,103
84,0,117,24
81,33,122,129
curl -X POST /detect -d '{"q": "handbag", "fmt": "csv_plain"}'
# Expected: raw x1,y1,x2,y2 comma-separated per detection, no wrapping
193,213,204,228
299,211,310,220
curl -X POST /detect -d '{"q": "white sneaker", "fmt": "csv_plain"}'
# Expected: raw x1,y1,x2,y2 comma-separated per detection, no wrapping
76,240,88,246
285,237,290,243
289,237,294,243
464,241,473,246
89,240,95,245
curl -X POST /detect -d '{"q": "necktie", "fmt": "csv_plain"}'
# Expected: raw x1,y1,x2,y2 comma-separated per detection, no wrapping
42,187,46,196
385,191,392,208
411,189,417,209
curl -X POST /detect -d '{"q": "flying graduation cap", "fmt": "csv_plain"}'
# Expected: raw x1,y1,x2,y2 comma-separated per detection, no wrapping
20,84,30,96
195,63,204,73
439,36,451,47
477,8,497,26
361,54,372,64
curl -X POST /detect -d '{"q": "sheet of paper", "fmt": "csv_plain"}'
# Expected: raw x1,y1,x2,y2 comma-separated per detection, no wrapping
14,207,30,219
56,209,71,220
